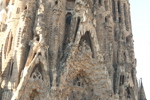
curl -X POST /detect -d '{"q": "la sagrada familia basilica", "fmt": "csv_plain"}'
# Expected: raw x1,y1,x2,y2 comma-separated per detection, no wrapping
0,0,147,100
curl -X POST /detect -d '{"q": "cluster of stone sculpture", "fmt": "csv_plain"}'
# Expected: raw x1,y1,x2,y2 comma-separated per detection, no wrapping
0,0,147,100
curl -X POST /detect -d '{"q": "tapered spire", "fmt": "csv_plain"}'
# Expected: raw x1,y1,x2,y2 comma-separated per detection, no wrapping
139,78,147,100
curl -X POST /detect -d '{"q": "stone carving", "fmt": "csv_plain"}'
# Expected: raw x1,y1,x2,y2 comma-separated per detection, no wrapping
26,36,44,66
0,0,146,100
31,68,42,80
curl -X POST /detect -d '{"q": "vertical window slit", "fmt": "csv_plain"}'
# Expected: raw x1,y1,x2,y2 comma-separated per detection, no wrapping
119,17,121,23
99,0,102,6
118,1,120,13
112,0,116,21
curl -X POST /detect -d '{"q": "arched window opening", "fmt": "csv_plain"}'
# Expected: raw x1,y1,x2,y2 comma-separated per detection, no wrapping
38,52,41,56
118,1,121,13
126,36,129,43
124,52,126,61
124,3,129,31
99,0,102,6
105,17,108,22
35,35,40,41
124,4,126,19
66,13,72,25
119,17,121,23
79,31,94,58
120,75,124,86
71,73,93,100
114,31,118,41
64,12,72,50
78,81,81,86
55,1,58,5
112,0,116,21
126,87,131,98
25,6,27,10
126,36,131,46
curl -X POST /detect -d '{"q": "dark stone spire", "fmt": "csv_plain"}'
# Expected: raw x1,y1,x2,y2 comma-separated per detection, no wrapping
139,78,147,100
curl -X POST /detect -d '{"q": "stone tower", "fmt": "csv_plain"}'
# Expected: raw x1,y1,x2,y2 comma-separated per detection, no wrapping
138,79,147,100
0,0,147,100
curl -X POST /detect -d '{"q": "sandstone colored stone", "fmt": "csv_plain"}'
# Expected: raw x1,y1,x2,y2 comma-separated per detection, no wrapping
0,0,147,100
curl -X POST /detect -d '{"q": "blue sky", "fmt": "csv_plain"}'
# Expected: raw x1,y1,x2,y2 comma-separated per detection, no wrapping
130,0,150,99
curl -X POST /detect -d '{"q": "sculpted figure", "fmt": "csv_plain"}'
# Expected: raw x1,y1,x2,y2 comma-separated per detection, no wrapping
98,53,105,63
74,0,96,43
25,36,44,66
31,68,42,80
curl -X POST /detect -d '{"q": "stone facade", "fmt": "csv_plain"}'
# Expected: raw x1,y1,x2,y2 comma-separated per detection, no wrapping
0,0,147,100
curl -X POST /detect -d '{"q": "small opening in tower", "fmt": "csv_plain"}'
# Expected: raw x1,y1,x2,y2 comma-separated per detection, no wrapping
36,37,39,41
25,6,27,10
66,12,72,25
55,1,58,5
119,17,121,23
112,0,116,21
118,1,121,13
120,75,124,86
124,52,126,61
99,0,102,6
105,17,108,22
38,52,41,56
127,87,131,98
78,81,81,86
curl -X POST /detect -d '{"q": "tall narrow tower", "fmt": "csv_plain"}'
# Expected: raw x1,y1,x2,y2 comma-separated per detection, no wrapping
0,0,147,100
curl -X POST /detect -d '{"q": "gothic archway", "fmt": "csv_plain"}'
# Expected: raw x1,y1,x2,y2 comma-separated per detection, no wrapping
19,62,47,100
69,72,93,100
30,62,44,80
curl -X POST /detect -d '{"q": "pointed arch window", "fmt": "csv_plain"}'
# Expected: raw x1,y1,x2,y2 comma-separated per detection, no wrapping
119,17,121,23
66,12,72,25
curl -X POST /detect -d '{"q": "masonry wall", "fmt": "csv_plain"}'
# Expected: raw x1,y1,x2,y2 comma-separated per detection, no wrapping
0,0,146,100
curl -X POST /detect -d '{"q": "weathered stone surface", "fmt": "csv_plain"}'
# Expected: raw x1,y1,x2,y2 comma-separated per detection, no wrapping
0,0,147,100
